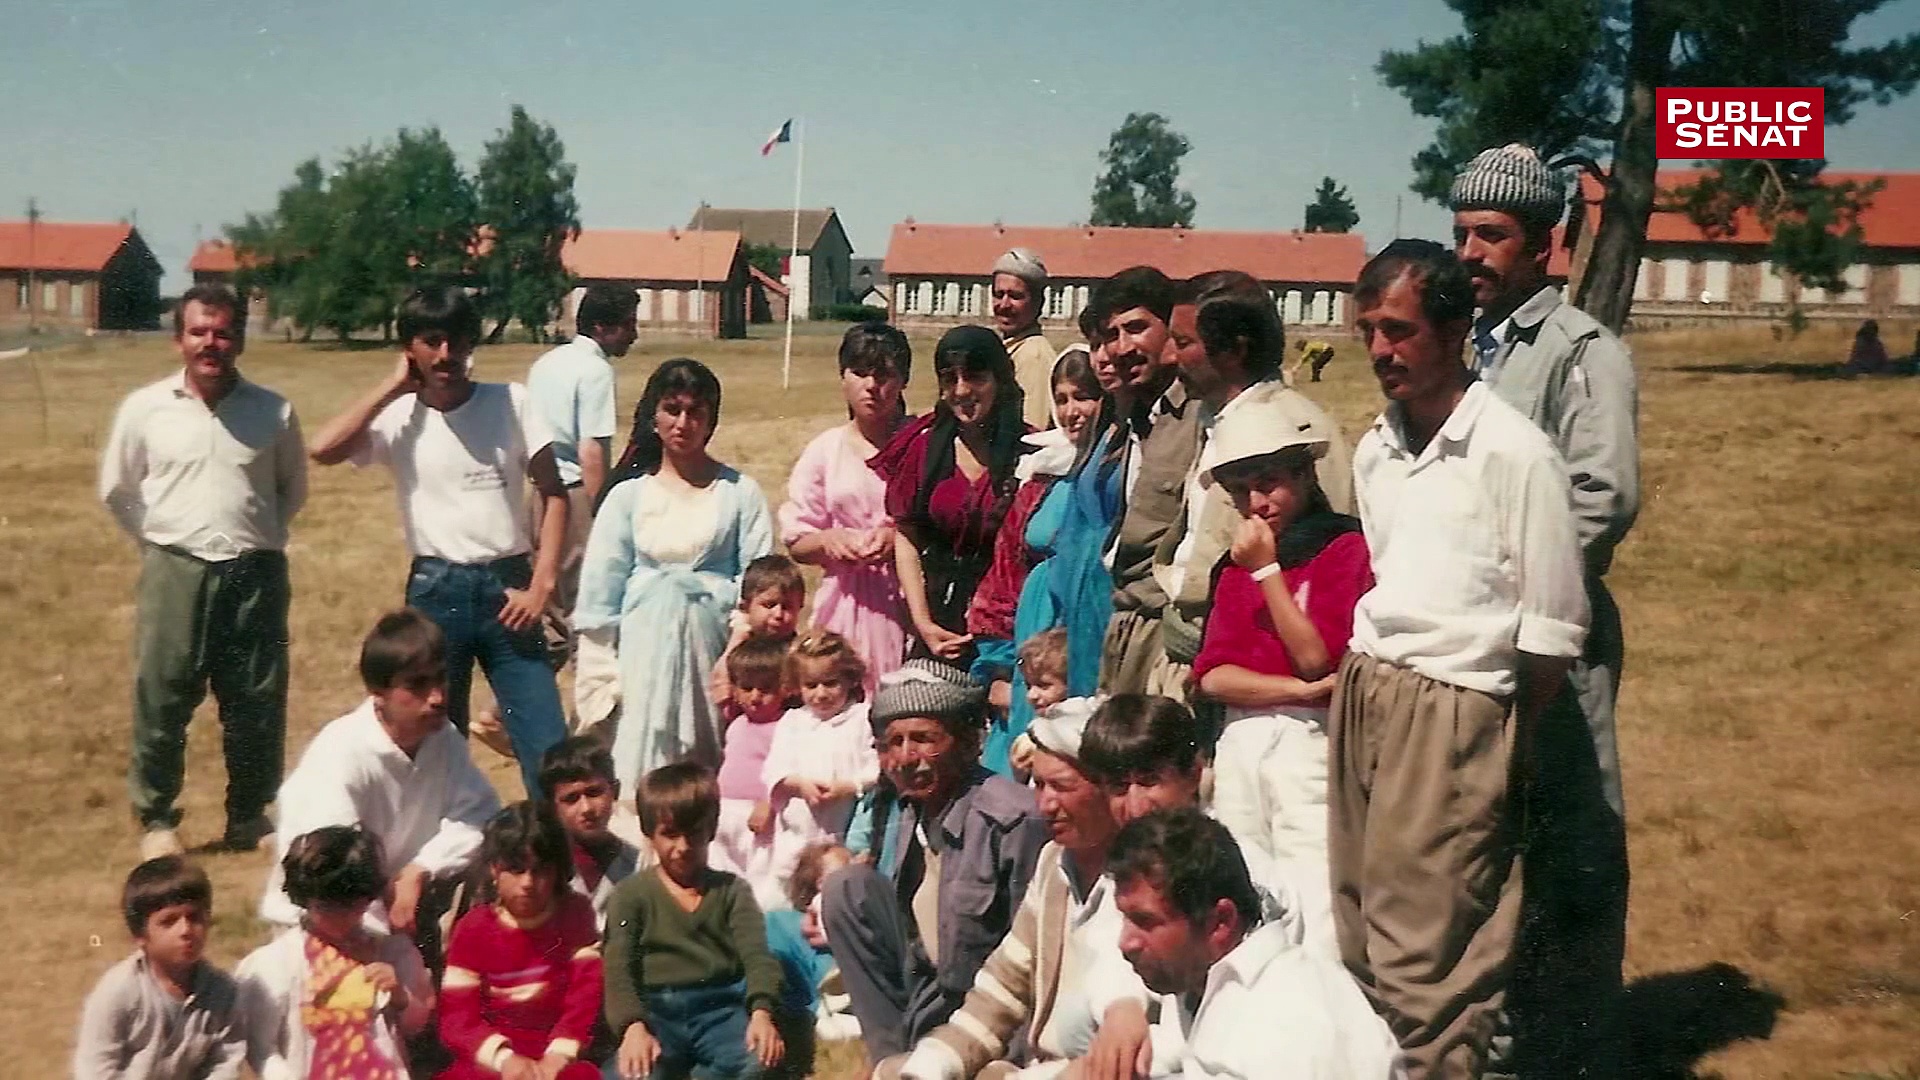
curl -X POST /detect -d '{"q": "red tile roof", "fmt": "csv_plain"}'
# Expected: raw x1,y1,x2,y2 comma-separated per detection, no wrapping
1577,170,1920,248
0,221,136,272
563,229,742,283
189,239,242,273
884,223,1367,284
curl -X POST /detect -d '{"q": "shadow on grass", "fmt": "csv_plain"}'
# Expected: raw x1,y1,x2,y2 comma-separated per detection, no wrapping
1668,360,1857,380
1617,962,1786,1079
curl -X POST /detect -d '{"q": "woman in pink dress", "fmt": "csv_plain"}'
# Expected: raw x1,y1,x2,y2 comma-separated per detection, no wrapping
780,323,914,694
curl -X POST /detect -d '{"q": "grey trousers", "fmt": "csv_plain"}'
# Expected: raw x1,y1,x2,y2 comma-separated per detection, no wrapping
129,544,289,831
820,863,953,1065
1507,578,1630,1079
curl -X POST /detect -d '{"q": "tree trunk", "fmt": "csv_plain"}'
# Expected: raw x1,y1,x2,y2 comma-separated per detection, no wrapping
486,317,510,345
1573,0,1676,334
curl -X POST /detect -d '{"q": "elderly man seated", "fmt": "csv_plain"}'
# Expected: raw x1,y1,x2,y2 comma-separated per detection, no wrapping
1108,808,1403,1079
822,661,1050,1067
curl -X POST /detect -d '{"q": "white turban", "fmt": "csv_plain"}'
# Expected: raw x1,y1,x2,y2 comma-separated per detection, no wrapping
1028,694,1105,762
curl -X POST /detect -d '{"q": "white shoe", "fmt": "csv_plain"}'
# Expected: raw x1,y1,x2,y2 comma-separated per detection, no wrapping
814,1012,862,1041
140,829,185,861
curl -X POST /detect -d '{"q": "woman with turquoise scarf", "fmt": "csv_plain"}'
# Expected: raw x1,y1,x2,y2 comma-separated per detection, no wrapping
572,359,774,792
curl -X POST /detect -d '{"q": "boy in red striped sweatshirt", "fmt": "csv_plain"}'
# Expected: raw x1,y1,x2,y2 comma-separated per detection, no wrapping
439,802,606,1079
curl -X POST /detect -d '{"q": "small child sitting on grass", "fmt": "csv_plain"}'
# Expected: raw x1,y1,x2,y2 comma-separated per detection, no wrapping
73,856,246,1080
712,637,793,908
1004,627,1070,781
237,827,434,1079
764,842,860,1041
538,735,648,930
709,554,805,713
604,762,786,1080
438,802,605,1080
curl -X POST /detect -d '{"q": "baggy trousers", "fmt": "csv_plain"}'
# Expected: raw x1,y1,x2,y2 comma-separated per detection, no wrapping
1328,651,1523,1080
129,543,289,831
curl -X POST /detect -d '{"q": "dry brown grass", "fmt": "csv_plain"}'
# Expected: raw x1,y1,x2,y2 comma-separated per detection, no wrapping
1,319,1915,1078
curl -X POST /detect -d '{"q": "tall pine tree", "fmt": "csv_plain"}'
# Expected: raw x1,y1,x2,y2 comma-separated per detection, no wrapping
1090,113,1198,228
1304,177,1360,233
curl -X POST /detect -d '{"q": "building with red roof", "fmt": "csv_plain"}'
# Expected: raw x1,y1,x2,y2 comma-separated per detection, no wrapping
1568,170,1920,320
0,220,162,331
559,227,748,338
881,222,1368,330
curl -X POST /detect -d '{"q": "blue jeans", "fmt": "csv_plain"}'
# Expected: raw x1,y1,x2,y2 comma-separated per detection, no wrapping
405,555,565,798
603,979,770,1080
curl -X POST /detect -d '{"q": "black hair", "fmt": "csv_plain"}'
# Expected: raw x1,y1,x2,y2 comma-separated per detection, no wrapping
358,608,447,692
282,826,388,909
538,734,617,797
1108,807,1261,929
396,285,482,346
481,801,573,885
1354,239,1475,328
602,358,724,509
1190,270,1285,382
1050,346,1100,408
1094,266,1176,325
1079,694,1202,786
919,325,1026,528
122,856,212,937
575,284,639,337
173,283,246,339
839,321,913,384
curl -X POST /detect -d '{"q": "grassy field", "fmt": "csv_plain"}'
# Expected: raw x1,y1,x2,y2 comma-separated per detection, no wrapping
2,320,1915,1078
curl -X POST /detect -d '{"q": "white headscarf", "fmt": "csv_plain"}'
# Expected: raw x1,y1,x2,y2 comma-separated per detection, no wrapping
1015,344,1091,483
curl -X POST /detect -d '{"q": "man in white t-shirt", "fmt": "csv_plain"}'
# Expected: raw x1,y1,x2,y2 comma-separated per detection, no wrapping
526,284,637,657
309,286,570,797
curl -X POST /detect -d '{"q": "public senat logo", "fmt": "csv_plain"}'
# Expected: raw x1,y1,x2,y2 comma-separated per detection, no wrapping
1656,88,1825,159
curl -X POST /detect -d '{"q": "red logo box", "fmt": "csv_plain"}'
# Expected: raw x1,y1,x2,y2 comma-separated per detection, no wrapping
1656,88,1824,159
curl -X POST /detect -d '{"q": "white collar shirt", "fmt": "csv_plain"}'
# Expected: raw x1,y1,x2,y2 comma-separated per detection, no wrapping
260,698,501,929
526,336,618,487
98,371,306,561
1349,381,1589,696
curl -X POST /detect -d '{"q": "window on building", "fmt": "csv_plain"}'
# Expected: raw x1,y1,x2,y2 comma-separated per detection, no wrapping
933,282,957,316
1830,263,1868,304
1897,264,1920,307
14,279,24,310
1660,258,1690,301
916,282,934,314
1310,291,1332,324
958,283,981,317
637,288,654,321
1634,258,1654,301
43,281,59,311
895,282,912,314
1701,261,1729,304
1075,285,1090,315
1044,285,1069,320
1758,261,1787,304
70,282,86,317
1282,290,1303,325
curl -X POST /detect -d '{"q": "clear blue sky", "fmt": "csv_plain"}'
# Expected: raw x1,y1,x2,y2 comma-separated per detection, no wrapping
4,0,1917,292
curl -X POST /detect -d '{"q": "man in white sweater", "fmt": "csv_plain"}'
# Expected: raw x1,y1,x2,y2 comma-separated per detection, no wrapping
259,610,500,954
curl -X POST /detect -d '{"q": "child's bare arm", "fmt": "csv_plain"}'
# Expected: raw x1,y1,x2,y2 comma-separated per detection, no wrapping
1197,664,1336,709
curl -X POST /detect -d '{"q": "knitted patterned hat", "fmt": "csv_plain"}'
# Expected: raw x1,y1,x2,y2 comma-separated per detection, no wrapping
1448,143,1568,228
870,659,986,735
991,247,1048,287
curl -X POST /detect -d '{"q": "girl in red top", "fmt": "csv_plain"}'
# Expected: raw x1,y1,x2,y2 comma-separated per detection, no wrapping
439,803,605,1080
1190,395,1372,960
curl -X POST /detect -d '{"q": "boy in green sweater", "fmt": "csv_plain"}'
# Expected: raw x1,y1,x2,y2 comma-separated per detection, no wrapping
605,761,786,1080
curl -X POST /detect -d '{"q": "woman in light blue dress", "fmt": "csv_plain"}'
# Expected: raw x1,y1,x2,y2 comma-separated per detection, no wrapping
573,359,773,791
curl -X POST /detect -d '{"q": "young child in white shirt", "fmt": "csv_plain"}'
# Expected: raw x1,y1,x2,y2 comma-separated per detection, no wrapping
761,631,880,901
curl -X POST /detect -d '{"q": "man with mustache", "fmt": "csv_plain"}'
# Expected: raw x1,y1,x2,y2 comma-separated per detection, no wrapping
1092,267,1193,699
991,248,1058,431
100,284,307,861
820,662,1048,1068
1451,144,1639,1080
1333,240,1588,1079
309,286,570,800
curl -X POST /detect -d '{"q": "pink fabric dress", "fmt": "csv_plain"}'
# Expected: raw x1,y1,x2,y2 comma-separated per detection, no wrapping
779,423,910,694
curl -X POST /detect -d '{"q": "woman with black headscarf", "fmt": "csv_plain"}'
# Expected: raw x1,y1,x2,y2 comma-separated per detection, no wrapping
868,326,1027,668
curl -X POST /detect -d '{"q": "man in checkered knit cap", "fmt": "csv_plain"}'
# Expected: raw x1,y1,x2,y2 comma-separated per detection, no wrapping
1451,143,1639,1080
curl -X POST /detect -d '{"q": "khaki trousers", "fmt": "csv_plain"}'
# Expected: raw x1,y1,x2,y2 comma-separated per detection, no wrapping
1328,651,1523,1080
1099,609,1191,701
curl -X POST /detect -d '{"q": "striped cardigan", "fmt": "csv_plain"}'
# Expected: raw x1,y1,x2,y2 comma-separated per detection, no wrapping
893,843,1078,1080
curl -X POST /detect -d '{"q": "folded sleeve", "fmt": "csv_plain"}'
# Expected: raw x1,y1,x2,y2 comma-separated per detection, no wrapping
1506,445,1589,658
412,742,501,877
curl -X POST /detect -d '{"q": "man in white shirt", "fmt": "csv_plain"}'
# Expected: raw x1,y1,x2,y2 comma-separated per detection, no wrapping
1110,807,1402,1080
261,609,501,949
526,284,637,655
99,284,307,861
309,286,569,798
1332,240,1589,1080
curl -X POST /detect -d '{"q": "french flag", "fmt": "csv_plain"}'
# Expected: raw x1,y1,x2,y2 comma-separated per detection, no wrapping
760,119,793,157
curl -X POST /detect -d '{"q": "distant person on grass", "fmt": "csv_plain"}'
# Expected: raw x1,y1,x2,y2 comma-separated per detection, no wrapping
99,283,306,861
526,284,640,664
73,857,246,1080
1335,240,1588,1079
308,285,570,799
1844,318,1890,376
260,609,501,961
1453,143,1639,1079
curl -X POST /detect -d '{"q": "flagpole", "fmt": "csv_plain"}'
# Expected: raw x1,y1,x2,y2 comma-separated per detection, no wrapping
782,119,803,390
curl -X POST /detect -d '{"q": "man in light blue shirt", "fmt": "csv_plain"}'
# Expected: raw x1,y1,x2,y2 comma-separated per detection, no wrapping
527,284,638,651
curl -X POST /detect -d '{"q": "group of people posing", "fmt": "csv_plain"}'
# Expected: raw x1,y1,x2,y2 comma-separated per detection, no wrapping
82,143,1639,1080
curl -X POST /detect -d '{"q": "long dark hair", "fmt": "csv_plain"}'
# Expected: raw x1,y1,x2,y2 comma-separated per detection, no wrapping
601,358,723,510
919,326,1024,524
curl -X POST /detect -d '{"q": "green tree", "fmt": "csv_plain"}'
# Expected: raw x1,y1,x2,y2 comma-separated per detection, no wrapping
475,106,580,343
1090,112,1198,228
742,242,786,279
1304,177,1360,233
383,126,478,294
1378,0,1920,331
